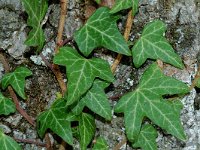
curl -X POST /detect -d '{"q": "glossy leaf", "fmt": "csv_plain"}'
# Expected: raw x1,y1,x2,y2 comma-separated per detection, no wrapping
0,130,21,150
79,113,96,150
53,47,114,106
37,99,78,145
93,137,109,150
132,20,184,68
1,67,32,99
22,0,48,50
72,80,112,120
74,7,131,57
110,0,139,16
132,124,158,150
0,93,15,115
115,63,189,141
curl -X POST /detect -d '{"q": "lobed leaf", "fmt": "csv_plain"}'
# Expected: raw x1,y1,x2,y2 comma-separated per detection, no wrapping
115,63,189,142
74,7,131,57
92,137,109,150
53,47,114,106
110,0,139,16
1,67,32,99
79,113,96,150
72,79,112,120
132,20,184,68
37,99,77,145
0,130,21,150
0,93,16,115
132,124,158,150
195,78,200,88
22,0,48,50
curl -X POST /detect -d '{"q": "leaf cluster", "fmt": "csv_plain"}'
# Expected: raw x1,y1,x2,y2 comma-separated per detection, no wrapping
0,0,193,150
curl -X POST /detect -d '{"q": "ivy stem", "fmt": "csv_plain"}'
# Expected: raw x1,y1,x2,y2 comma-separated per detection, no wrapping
0,53,35,127
111,10,133,73
14,138,46,147
52,0,68,95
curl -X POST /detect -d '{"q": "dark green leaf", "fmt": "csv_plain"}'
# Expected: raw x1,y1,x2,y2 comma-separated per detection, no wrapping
22,0,48,50
37,99,76,145
110,0,139,16
0,130,21,150
115,63,189,141
132,20,184,68
1,67,32,99
0,93,15,115
132,124,158,150
74,7,131,57
93,137,109,150
72,80,112,120
53,47,114,106
79,113,96,150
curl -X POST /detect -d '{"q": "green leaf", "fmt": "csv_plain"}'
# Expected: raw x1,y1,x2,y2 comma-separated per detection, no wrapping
0,93,16,115
195,78,200,88
72,80,112,120
53,46,114,106
132,20,184,68
0,130,21,150
79,113,96,150
1,67,32,99
115,63,189,142
94,0,101,4
74,7,131,57
92,137,109,150
37,99,77,145
110,0,139,16
132,124,158,150
22,0,48,50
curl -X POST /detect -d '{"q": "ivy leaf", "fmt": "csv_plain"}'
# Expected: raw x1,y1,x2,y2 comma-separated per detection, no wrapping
132,20,184,69
53,46,114,106
79,113,96,150
0,93,15,115
37,99,77,145
74,7,131,57
92,137,109,150
94,0,101,4
132,124,158,150
1,67,32,99
110,0,139,16
22,0,48,50
72,80,112,120
115,63,189,142
0,129,21,150
195,78,200,88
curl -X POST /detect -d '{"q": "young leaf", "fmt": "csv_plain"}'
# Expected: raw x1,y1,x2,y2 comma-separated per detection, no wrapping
132,20,184,69
110,0,139,16
53,47,114,106
37,99,77,145
115,63,189,142
0,129,21,150
74,7,131,57
1,67,32,99
132,124,158,150
0,93,16,115
21,0,48,50
72,80,112,120
79,113,96,150
92,137,109,150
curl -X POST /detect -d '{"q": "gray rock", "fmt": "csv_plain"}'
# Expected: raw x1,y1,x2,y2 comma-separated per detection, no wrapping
0,124,11,133
0,0,22,11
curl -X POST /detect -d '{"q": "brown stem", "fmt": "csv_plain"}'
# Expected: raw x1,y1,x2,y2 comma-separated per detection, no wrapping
52,0,68,96
0,54,35,127
14,138,46,147
111,10,133,73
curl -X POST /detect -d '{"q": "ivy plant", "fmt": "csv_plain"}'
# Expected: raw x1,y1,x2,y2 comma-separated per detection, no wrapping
0,0,195,150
